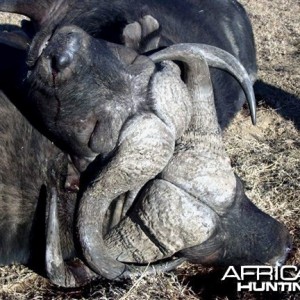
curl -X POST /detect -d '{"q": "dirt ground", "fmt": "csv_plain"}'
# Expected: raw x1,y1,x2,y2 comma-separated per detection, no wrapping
0,0,299,299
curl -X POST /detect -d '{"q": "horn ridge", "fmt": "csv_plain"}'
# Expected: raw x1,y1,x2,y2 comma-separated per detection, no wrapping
150,43,256,125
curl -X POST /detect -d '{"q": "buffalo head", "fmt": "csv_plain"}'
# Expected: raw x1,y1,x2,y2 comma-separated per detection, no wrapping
19,27,289,283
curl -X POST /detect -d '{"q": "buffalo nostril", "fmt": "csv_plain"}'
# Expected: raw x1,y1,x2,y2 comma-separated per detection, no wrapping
51,52,73,73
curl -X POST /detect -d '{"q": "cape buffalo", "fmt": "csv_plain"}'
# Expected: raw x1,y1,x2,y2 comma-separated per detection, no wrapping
0,0,291,287
1,30,290,286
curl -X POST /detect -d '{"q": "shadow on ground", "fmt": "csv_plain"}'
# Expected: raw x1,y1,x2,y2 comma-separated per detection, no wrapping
254,80,300,130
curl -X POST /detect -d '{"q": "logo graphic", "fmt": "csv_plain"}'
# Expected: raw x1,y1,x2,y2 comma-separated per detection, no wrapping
221,266,300,292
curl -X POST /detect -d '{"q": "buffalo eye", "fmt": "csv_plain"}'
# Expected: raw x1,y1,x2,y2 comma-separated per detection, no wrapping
51,51,73,73
48,31,81,73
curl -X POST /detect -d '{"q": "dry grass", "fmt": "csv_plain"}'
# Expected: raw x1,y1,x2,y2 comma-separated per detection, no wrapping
0,0,299,299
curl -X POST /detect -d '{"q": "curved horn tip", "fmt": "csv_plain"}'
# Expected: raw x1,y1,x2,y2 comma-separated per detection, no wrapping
251,106,256,125
245,78,257,125
149,43,258,125
46,188,76,287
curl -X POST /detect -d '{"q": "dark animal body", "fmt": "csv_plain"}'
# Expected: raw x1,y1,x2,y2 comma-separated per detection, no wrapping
0,0,291,287
0,90,77,268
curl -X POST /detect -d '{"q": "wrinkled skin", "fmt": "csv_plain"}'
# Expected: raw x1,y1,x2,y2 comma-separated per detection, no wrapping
74,43,290,280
